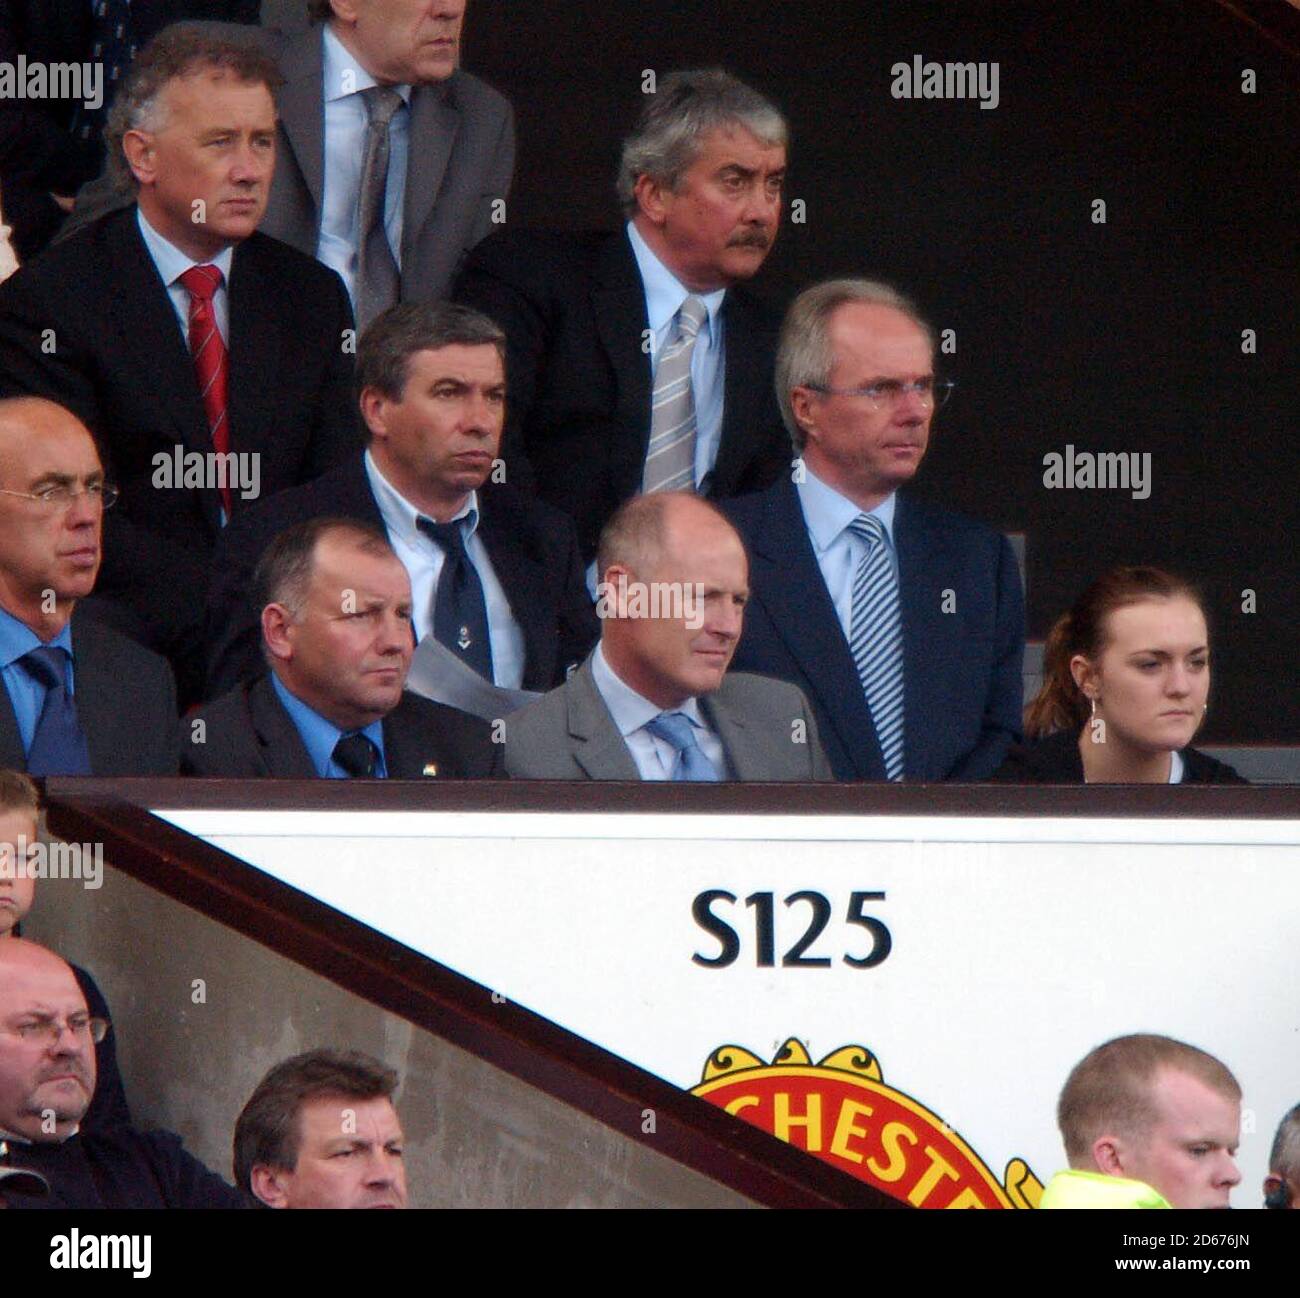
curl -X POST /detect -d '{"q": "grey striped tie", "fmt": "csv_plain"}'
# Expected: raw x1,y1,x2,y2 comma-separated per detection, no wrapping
847,514,905,780
355,86,404,331
642,295,708,494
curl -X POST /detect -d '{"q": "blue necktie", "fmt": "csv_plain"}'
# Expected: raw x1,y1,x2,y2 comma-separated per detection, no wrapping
846,515,905,780
644,710,721,782
418,517,494,681
20,646,92,776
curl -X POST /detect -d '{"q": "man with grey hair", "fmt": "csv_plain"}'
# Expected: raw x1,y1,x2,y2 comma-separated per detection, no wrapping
0,23,360,706
505,491,832,782
455,68,791,563
723,278,1024,782
183,515,500,776
202,300,597,699
1265,1104,1300,1209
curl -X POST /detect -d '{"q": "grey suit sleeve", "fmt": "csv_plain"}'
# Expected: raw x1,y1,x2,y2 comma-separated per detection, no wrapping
802,697,835,782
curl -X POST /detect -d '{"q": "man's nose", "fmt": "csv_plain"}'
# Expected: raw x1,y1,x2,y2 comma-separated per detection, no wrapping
1219,1153,1242,1186
376,613,413,655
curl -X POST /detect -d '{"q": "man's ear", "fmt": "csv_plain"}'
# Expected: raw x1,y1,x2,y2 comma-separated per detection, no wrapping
121,129,158,188
262,603,296,663
632,172,670,227
249,1164,291,1209
1091,1134,1126,1177
359,387,388,441
789,387,819,446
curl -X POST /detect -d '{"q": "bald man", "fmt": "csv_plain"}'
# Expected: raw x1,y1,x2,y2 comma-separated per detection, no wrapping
505,492,831,781
0,398,177,775
0,939,243,1208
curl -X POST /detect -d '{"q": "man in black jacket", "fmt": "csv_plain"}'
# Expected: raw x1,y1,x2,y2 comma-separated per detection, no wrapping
453,68,791,561
0,938,243,1209
185,517,500,778
0,25,360,702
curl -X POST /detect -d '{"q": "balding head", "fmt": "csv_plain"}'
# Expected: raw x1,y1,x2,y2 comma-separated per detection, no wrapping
0,398,105,639
0,939,96,1141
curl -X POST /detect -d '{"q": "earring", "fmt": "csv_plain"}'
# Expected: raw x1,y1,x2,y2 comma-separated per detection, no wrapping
1090,696,1097,718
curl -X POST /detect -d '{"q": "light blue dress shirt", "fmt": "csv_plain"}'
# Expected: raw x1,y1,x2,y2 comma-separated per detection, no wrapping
317,25,411,305
136,207,234,345
626,220,727,490
270,672,388,778
0,608,76,756
364,451,526,688
589,642,726,780
795,467,899,642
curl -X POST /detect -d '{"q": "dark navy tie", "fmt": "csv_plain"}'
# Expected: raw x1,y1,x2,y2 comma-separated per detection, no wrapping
70,0,136,145
20,646,92,776
418,517,494,681
332,732,379,778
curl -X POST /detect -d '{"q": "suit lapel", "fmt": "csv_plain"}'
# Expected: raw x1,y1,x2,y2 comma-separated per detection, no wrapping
248,676,318,778
711,289,765,491
591,231,653,467
275,29,327,227
749,480,884,778
894,495,954,779
566,658,640,780
70,615,123,775
699,691,750,779
227,237,283,466
0,672,25,770
402,82,459,293
476,495,552,689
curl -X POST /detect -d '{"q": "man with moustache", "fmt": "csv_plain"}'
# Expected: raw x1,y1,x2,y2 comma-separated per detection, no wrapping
0,398,177,776
184,517,499,777
505,492,831,782
0,939,244,1208
724,279,1024,782
0,25,360,703
203,301,596,699
455,69,790,562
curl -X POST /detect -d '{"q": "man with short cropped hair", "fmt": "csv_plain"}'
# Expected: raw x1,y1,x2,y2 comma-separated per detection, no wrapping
234,1048,407,1209
505,492,831,781
1041,1033,1243,1209
0,24,360,703
1264,1104,1300,1209
455,69,790,560
183,516,499,777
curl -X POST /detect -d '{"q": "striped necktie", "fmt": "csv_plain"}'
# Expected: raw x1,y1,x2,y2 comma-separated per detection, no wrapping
178,264,232,518
846,514,904,780
642,296,708,494
355,85,404,330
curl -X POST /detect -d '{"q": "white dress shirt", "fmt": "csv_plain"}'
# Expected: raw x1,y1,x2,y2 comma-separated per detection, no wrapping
589,641,727,780
795,466,899,641
316,25,411,305
136,207,233,345
365,450,526,688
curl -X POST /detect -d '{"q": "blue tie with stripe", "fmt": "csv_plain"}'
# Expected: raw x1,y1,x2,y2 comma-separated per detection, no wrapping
846,515,905,780
644,711,721,781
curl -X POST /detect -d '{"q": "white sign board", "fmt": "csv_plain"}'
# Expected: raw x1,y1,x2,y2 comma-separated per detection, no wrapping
158,807,1298,1208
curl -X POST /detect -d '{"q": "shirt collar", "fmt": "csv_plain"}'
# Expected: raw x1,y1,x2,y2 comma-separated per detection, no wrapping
364,449,478,550
625,220,726,339
136,206,235,289
269,672,385,777
0,604,74,671
590,642,706,738
796,466,897,554
322,23,412,106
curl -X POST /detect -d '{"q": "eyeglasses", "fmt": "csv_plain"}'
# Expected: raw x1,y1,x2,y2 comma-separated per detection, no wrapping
808,378,955,410
2,1014,109,1046
0,483,119,510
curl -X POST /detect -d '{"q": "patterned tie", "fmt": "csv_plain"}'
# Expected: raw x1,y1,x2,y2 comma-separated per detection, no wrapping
846,515,905,780
178,265,232,518
20,646,92,776
70,0,135,145
642,296,708,494
418,518,494,681
644,710,721,782
355,86,404,330
332,732,379,778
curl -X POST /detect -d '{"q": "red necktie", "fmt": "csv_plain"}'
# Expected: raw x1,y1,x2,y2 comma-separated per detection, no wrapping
178,264,232,517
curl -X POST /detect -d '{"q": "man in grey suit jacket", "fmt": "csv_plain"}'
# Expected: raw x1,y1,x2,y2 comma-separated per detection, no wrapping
505,493,831,782
64,5,514,311
0,398,177,776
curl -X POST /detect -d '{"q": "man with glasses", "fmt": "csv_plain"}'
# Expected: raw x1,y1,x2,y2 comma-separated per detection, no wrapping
723,279,1024,781
0,397,178,775
0,938,243,1207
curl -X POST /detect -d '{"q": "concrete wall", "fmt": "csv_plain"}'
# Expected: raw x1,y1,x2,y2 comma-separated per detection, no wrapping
27,860,751,1209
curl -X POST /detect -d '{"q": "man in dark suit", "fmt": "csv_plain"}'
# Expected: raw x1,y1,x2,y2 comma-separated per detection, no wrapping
264,0,514,324
204,300,597,699
723,279,1024,782
505,493,832,782
454,69,790,561
0,0,260,261
0,398,177,776
185,517,500,777
0,26,360,700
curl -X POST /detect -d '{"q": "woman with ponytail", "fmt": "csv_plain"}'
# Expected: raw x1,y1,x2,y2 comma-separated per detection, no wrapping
991,566,1246,783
